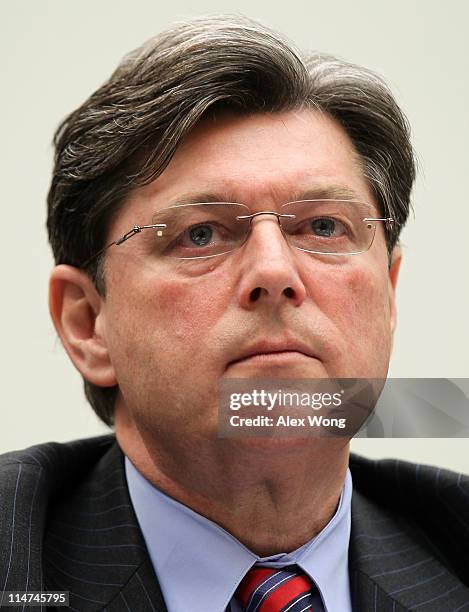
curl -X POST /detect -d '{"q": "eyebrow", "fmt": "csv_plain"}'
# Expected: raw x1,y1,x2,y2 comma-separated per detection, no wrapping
290,185,363,202
163,184,365,207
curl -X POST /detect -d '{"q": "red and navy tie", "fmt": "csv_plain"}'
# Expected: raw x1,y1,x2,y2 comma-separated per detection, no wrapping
235,565,314,612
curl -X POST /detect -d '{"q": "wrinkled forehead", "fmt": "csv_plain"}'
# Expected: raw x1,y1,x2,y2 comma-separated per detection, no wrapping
117,109,379,222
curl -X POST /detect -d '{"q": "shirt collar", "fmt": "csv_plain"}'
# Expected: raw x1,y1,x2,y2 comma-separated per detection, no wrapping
125,457,352,612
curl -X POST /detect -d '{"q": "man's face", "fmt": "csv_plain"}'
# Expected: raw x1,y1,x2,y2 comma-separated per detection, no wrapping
100,110,398,443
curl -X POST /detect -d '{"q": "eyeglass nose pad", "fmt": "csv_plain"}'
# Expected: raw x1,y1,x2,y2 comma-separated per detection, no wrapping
366,221,379,253
237,212,296,254
236,212,285,247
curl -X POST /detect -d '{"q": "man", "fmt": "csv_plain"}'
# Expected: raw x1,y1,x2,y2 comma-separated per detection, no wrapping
1,14,469,612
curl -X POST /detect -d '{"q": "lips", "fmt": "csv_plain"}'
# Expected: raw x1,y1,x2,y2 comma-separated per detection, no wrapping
228,339,318,367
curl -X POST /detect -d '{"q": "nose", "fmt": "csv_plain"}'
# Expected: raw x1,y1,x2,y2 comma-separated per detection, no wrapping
236,214,307,309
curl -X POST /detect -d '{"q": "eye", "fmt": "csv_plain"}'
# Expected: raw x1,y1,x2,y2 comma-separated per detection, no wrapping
171,221,227,253
310,217,347,237
188,224,214,246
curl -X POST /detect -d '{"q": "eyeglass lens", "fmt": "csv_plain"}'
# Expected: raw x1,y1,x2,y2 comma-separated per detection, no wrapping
149,200,377,259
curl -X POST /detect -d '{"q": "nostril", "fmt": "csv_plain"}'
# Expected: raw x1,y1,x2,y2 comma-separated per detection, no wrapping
249,286,296,302
250,287,262,302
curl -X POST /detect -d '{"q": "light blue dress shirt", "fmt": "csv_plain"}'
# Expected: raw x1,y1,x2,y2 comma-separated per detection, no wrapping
125,457,352,612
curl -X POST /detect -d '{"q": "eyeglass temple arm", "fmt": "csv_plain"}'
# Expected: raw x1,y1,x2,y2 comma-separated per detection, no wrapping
81,224,166,269
364,217,395,231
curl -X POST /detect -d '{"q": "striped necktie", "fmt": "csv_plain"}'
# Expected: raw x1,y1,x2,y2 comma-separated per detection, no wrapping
235,565,315,612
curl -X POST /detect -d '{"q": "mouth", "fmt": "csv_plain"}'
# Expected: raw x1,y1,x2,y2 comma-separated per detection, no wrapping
227,341,319,369
230,350,313,365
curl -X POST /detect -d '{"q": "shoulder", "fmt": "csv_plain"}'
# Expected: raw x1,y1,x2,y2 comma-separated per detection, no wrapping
349,452,469,507
0,434,117,514
349,452,469,536
0,434,116,494
0,433,118,503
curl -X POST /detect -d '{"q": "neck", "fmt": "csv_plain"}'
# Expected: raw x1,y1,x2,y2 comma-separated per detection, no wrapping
116,409,349,556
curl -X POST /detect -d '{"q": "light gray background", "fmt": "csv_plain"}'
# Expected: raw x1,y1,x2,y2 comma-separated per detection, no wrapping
1,1,468,470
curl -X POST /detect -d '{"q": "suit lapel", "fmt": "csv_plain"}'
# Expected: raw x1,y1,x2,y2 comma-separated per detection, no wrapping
105,558,167,612
43,441,167,611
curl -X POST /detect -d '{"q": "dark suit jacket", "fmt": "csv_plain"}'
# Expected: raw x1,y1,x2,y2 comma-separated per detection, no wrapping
1,435,469,611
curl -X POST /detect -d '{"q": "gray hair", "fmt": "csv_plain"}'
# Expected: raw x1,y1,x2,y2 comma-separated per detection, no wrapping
47,14,416,426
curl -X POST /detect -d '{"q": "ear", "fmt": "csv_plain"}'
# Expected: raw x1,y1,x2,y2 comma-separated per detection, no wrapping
49,265,117,387
388,246,402,335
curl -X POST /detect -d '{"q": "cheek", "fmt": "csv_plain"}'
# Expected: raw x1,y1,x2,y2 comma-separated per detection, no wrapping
153,274,228,340
330,266,389,328
108,267,231,366
305,258,389,320
309,262,392,375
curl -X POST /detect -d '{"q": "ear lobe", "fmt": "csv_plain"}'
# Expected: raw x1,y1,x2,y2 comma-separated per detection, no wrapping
49,264,117,387
388,246,402,335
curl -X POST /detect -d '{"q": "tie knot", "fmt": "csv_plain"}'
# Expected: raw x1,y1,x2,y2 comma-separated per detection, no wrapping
235,565,314,612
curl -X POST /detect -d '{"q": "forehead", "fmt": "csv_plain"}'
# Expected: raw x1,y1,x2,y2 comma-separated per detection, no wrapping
123,109,376,216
